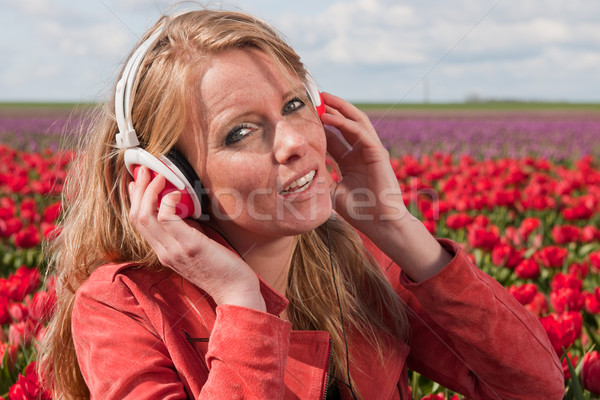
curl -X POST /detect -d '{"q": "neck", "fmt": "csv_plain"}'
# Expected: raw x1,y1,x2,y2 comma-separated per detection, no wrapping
220,230,297,295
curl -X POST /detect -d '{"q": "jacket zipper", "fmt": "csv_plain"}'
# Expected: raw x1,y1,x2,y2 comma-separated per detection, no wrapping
322,338,334,400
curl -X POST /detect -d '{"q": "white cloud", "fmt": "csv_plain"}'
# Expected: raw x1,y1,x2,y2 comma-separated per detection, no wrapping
269,0,600,101
1,0,598,101
8,0,58,17
279,1,424,65
37,19,131,58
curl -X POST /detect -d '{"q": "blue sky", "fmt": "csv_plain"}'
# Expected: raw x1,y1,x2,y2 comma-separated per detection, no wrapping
2,0,599,103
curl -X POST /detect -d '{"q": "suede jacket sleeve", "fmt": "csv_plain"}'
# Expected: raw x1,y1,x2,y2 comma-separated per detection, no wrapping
72,266,292,400
383,238,565,400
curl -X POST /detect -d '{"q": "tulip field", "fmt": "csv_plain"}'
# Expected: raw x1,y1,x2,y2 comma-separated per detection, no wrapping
1,104,600,399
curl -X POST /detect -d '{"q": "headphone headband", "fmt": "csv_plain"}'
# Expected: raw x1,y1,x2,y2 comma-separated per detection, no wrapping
115,25,165,149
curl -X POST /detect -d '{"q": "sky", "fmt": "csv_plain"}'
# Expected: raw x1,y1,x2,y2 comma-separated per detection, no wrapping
1,0,599,103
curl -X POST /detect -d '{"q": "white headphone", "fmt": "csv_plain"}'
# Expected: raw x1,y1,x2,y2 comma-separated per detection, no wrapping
114,18,324,219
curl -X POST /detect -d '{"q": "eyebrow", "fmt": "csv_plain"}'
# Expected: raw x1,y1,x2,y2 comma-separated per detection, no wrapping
284,85,308,100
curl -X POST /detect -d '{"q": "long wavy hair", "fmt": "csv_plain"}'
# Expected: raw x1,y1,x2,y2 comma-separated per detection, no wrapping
39,9,409,399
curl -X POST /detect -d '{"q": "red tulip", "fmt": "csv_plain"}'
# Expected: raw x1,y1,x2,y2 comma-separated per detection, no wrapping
582,351,600,395
490,188,520,207
7,302,28,323
491,244,524,269
589,251,600,271
8,361,52,400
19,198,37,213
42,201,62,223
551,225,580,244
525,292,549,317
505,167,528,185
28,290,57,323
568,262,589,279
508,283,537,305
8,319,38,347
503,226,521,247
518,217,541,239
585,288,600,314
0,297,10,325
0,196,15,211
580,225,600,243
34,326,48,352
402,156,425,177
41,222,60,240
13,225,41,249
7,175,27,193
522,195,556,211
0,342,18,371
467,223,500,251
446,213,474,230
550,288,584,313
18,208,38,225
562,195,596,220
6,266,41,302
551,273,582,292
560,311,583,339
472,215,489,227
535,246,568,269
0,206,13,219
540,313,579,356
0,217,22,238
514,259,540,280
420,394,444,400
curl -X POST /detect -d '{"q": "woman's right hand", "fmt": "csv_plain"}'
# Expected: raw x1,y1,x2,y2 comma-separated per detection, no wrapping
128,166,266,312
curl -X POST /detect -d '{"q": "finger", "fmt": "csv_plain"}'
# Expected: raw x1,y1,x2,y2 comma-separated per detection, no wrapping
321,111,374,149
321,92,368,123
134,174,186,254
129,166,152,221
325,127,352,161
157,190,182,224
131,171,166,237
320,101,378,148
138,172,165,221
322,103,344,119
321,110,360,144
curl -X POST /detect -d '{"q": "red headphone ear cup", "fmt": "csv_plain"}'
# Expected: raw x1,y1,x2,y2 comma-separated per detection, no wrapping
316,92,325,117
131,165,196,219
164,149,208,217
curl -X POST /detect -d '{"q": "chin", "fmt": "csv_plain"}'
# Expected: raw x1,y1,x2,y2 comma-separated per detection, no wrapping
249,204,333,238
281,211,332,236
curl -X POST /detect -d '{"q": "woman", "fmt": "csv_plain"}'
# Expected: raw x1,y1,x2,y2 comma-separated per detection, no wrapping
40,8,564,400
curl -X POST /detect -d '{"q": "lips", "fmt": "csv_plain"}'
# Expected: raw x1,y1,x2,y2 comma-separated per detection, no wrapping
281,170,316,195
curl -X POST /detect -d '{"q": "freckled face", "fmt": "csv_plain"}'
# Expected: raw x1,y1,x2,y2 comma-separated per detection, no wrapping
181,49,332,243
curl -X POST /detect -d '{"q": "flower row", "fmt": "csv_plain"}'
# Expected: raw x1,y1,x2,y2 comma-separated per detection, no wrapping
1,143,600,398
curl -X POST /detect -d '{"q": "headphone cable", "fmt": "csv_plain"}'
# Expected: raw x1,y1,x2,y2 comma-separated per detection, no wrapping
326,219,358,400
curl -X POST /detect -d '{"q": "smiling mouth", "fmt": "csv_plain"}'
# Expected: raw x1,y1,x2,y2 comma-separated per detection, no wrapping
281,170,316,195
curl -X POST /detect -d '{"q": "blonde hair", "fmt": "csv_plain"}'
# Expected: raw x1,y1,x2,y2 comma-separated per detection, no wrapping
39,9,408,399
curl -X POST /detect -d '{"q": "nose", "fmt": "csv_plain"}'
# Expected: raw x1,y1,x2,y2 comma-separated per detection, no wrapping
273,120,308,164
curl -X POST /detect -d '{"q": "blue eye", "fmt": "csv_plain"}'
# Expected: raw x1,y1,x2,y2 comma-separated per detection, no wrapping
225,124,254,145
282,97,305,115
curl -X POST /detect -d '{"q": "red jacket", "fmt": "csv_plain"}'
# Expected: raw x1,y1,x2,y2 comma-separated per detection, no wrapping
72,232,564,399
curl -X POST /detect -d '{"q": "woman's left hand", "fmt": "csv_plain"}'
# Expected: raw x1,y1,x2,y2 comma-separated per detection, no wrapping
320,92,408,234
320,92,452,281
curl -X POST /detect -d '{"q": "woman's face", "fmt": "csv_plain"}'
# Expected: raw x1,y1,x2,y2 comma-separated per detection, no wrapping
181,49,332,243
